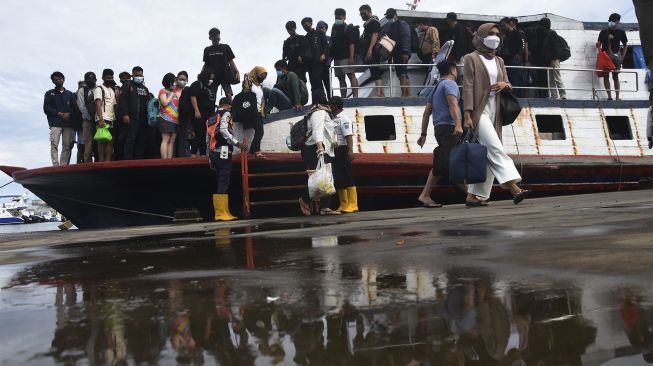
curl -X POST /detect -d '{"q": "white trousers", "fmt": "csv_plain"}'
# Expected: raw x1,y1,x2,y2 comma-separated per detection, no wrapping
50,127,75,166
467,96,521,200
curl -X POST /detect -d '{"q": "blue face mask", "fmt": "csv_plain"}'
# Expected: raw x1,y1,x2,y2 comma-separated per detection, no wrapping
335,19,345,26
133,76,144,85
276,70,284,78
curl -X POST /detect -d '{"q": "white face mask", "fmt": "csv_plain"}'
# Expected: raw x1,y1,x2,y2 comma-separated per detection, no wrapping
483,35,501,50
177,80,187,88
207,80,214,86
608,21,617,29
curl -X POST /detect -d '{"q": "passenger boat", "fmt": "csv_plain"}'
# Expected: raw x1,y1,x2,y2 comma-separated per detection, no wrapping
1,11,651,229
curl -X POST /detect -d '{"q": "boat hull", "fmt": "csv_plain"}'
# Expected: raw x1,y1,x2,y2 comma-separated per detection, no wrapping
2,153,652,229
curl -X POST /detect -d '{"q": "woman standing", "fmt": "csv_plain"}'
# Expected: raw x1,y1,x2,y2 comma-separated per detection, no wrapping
158,73,179,159
245,66,268,159
175,71,192,157
462,23,530,206
298,90,340,216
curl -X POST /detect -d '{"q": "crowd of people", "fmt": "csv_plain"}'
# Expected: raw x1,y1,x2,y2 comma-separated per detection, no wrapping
43,7,636,219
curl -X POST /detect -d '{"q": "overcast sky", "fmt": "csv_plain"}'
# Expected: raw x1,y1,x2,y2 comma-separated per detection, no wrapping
0,0,636,196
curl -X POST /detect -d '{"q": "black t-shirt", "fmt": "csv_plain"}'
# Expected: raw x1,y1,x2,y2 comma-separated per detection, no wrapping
360,18,381,54
189,80,217,117
283,34,306,70
330,24,358,60
203,44,236,79
500,29,525,60
598,28,628,54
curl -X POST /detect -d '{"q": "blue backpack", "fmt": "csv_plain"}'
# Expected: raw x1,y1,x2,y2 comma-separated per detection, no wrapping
147,97,159,126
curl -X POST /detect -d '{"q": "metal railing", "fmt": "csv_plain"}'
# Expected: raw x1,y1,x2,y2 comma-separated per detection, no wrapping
329,62,642,100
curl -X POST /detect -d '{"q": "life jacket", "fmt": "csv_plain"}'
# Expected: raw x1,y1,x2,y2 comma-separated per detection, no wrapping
206,109,231,153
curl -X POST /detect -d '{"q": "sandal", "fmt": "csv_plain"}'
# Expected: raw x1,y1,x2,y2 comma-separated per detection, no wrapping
299,198,311,216
465,200,489,207
254,152,268,159
513,189,531,204
320,208,341,215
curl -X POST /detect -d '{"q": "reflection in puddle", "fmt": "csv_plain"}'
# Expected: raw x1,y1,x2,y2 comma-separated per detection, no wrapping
1,232,652,365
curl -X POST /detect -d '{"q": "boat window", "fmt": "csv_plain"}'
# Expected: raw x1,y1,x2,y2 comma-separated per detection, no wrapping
605,116,632,140
364,115,397,141
535,115,566,140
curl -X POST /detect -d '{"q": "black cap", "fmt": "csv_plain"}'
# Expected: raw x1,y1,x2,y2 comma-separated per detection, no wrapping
385,8,397,18
329,96,344,109
208,27,220,37
335,8,346,17
446,12,457,21
219,97,232,106
609,13,621,22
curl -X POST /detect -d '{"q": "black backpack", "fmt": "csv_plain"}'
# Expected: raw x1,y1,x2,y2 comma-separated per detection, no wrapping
555,34,571,62
231,90,260,129
83,86,96,118
289,115,311,151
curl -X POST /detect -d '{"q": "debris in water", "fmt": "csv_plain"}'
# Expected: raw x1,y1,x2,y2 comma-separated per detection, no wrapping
143,266,154,271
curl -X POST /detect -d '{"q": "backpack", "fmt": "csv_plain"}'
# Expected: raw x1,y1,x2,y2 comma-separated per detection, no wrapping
205,110,224,153
147,97,159,126
410,27,420,54
83,86,96,118
231,91,260,129
288,115,310,151
555,33,571,62
346,24,360,52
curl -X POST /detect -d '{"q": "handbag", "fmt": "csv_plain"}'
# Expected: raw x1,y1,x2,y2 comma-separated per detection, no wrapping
500,91,522,126
307,155,336,201
449,130,487,184
93,125,112,142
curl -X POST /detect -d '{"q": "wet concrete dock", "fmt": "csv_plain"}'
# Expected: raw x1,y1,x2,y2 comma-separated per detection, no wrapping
0,190,652,365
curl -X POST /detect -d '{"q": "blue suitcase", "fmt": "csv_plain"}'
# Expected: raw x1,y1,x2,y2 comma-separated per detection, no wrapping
449,131,487,184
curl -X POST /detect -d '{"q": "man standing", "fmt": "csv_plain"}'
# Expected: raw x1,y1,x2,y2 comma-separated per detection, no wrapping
541,18,566,99
416,20,440,64
329,96,358,213
358,5,383,97
43,71,76,166
598,13,628,100
94,69,118,162
499,17,526,97
282,21,307,82
203,28,240,100
301,17,330,96
330,8,360,98
384,8,412,97
444,13,470,64
119,66,150,160
76,71,97,163
416,61,464,207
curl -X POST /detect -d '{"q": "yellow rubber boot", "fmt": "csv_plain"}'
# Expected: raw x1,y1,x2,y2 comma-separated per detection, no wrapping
336,189,349,212
213,194,237,221
345,186,359,213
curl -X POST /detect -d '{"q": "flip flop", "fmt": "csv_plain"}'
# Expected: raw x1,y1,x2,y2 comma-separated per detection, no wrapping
419,201,442,208
465,200,489,207
513,189,531,204
320,209,341,215
299,198,311,216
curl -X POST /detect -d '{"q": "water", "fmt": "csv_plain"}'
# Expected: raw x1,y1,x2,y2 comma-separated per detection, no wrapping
0,222,67,235
1,224,651,366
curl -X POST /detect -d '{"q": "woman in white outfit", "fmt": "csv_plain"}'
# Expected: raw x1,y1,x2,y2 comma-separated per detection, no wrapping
462,23,530,206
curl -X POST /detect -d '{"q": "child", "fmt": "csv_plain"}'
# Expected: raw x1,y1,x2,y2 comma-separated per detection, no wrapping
329,96,358,213
207,97,248,221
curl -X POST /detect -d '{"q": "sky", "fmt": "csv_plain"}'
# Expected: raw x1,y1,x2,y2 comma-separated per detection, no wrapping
0,0,637,196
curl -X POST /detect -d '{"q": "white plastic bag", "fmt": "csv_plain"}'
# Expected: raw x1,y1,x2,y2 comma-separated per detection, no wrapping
307,155,336,201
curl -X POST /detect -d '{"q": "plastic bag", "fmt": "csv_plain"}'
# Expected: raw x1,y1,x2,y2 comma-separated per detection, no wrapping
307,155,336,201
596,50,616,77
93,125,112,142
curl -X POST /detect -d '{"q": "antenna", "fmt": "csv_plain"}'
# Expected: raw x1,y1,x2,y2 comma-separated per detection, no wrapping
406,0,420,10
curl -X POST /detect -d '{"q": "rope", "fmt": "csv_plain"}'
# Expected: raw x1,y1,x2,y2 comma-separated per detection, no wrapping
28,188,175,219
0,180,14,190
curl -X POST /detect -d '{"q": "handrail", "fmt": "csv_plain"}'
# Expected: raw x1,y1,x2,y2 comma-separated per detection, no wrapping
329,62,642,99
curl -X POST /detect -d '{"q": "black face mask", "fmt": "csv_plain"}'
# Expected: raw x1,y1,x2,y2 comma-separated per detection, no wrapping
105,80,116,88
361,14,370,21
85,81,96,88
53,81,64,89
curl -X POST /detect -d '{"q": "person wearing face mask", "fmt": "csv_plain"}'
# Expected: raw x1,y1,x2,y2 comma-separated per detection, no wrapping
358,4,384,97
540,17,566,100
317,20,333,98
93,68,119,162
76,71,98,163
264,60,308,114
301,17,330,98
203,28,239,100
189,67,218,156
282,21,308,82
244,66,268,159
157,73,179,159
415,20,440,64
175,71,192,157
44,71,77,166
597,13,628,100
118,66,150,160
383,8,412,97
330,8,360,98
462,23,530,206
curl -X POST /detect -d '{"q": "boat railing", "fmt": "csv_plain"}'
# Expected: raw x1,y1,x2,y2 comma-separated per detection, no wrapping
330,63,641,100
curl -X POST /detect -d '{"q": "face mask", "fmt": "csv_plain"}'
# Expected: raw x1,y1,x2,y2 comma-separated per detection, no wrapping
105,80,116,88
386,17,395,23
85,81,96,88
258,77,266,83
120,79,127,84
335,19,345,26
361,14,370,21
170,82,177,89
276,70,284,77
133,76,144,85
608,21,617,29
53,81,64,89
177,80,187,88
207,80,214,86
483,35,501,50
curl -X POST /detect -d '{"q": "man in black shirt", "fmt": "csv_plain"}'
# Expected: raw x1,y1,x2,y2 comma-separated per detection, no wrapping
330,8,360,97
301,17,330,97
119,66,150,160
359,4,384,97
444,12,470,63
203,28,240,100
500,18,526,97
189,67,218,156
43,71,76,166
597,13,629,100
282,21,307,82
